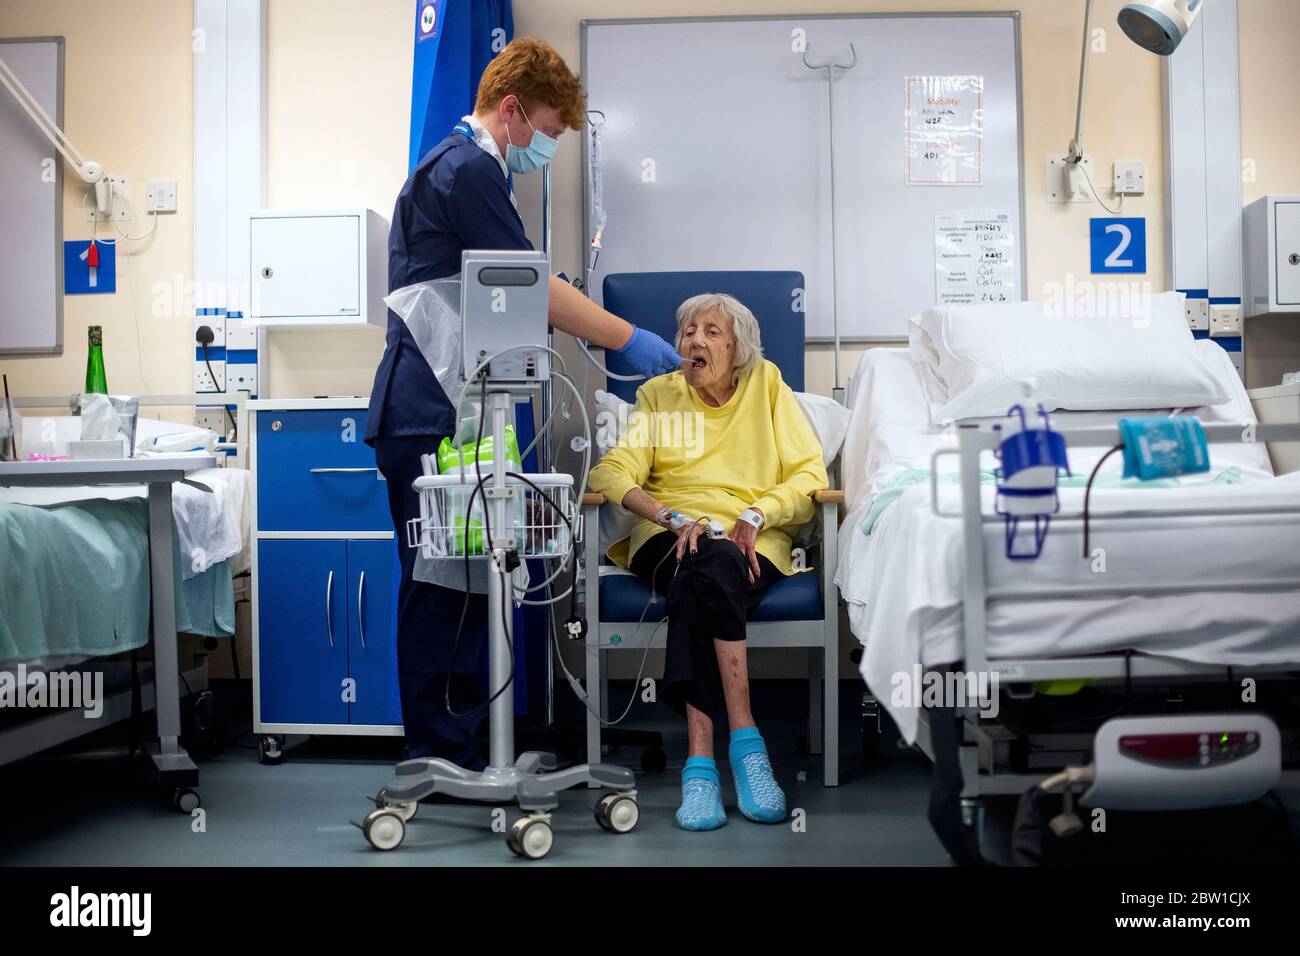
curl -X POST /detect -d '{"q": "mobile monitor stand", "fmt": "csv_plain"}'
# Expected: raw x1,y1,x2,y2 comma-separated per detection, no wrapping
359,378,638,860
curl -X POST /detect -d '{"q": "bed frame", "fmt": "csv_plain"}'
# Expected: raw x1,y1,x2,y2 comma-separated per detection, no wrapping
0,392,250,800
918,420,1300,803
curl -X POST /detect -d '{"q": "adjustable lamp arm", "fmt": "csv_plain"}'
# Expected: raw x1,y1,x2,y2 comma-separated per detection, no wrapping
0,52,111,213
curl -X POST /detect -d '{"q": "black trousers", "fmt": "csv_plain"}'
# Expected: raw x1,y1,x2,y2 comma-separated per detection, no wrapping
630,531,783,723
373,435,487,767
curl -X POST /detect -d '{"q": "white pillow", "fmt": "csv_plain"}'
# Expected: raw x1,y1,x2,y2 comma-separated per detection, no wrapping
792,391,851,466
908,293,1227,423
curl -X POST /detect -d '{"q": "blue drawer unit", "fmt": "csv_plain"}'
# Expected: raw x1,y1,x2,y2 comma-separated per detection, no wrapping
347,539,402,726
257,539,349,725
252,401,403,747
256,409,390,532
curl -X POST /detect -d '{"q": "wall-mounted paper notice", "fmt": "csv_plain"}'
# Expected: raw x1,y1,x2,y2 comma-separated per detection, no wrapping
935,210,1017,305
906,75,983,185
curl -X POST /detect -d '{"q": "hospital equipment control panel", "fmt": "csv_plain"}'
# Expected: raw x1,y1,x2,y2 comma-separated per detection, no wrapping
1083,714,1281,811
250,399,401,754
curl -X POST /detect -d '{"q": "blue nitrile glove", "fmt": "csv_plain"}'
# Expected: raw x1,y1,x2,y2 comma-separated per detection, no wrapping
612,326,683,378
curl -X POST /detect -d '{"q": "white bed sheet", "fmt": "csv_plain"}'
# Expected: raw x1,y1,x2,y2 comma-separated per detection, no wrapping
836,342,1300,744
0,464,251,580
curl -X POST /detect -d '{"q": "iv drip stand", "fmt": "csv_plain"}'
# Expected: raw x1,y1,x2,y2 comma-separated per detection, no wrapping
802,42,858,400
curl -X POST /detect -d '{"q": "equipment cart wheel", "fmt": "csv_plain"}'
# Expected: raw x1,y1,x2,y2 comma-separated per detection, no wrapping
259,735,286,765
594,792,639,833
507,816,553,859
172,788,201,814
362,809,406,851
640,746,668,773
375,788,418,822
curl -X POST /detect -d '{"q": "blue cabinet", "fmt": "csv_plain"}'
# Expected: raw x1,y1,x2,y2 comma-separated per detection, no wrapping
256,409,390,532
257,539,349,725
346,539,402,726
253,404,403,736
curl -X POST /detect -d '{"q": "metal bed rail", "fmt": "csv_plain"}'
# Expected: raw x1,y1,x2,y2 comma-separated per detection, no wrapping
940,420,1300,680
10,391,249,469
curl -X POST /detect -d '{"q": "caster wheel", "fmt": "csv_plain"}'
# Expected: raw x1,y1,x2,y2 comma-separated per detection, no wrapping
375,789,418,822
640,746,667,773
594,793,639,834
259,735,285,765
507,817,553,859
362,809,406,851
173,788,201,814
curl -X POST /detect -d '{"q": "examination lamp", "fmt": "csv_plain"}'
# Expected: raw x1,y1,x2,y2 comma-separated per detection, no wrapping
0,53,113,214
1118,0,1204,56
1060,0,1205,199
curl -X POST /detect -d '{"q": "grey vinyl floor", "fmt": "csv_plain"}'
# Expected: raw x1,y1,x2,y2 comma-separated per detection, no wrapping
0,681,949,867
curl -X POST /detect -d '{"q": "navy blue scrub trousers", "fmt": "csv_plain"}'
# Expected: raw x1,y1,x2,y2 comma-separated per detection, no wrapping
373,435,487,768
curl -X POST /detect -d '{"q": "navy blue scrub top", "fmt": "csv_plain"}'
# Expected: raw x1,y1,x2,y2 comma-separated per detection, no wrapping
365,127,532,445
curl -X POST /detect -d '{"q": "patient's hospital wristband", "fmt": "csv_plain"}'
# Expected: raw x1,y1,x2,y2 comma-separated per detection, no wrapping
738,508,765,531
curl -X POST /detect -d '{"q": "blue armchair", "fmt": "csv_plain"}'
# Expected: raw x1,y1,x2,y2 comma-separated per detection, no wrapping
582,271,843,786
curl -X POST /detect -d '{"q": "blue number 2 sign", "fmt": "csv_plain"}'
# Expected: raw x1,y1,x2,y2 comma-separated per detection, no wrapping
1090,217,1146,274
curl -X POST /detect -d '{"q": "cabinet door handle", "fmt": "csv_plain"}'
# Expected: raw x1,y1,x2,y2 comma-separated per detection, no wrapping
357,570,367,649
325,570,335,648
309,467,378,474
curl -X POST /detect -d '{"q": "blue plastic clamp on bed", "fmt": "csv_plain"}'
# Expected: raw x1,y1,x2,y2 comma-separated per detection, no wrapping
994,404,1071,561
1117,416,1210,482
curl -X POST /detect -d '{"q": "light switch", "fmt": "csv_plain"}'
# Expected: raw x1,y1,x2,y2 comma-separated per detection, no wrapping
1114,162,1146,196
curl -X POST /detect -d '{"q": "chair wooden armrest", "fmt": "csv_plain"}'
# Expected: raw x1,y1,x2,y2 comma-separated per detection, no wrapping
813,489,845,505
582,492,606,507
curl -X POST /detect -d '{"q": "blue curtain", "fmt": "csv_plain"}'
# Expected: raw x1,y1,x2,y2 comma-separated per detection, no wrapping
408,0,514,172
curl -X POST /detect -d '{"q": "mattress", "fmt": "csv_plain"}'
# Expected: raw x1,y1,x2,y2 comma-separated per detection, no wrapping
836,342,1300,744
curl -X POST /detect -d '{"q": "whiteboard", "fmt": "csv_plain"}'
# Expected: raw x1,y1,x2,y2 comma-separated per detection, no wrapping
582,14,1025,340
0,38,63,355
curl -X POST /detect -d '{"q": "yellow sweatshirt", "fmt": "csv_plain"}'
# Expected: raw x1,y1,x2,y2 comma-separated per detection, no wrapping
588,360,829,575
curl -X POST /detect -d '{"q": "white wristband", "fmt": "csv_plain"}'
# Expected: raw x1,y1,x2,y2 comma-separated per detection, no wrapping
738,507,765,531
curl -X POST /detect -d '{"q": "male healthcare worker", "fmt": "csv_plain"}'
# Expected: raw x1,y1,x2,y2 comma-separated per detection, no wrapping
367,38,681,767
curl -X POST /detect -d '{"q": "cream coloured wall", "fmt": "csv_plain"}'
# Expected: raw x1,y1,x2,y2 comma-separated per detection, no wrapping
0,0,194,401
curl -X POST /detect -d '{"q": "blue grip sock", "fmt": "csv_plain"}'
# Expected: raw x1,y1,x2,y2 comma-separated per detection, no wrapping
676,756,727,831
729,727,787,823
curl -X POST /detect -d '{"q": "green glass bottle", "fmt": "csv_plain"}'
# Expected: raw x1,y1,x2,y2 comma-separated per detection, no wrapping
85,325,108,394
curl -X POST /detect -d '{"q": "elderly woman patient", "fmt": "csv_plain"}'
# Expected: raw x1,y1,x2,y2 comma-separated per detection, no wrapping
588,293,828,831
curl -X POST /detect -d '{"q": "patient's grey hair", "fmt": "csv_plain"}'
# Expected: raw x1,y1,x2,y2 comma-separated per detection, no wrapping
674,293,765,384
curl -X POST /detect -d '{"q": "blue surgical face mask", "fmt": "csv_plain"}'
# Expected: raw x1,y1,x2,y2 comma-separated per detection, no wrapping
505,101,557,174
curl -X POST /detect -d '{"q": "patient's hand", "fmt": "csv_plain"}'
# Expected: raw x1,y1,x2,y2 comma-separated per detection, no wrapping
727,520,762,585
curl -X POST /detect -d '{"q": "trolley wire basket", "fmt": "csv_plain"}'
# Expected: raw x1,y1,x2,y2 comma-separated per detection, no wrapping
407,471,578,561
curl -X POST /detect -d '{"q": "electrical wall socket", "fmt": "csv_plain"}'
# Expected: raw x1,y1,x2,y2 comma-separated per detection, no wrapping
195,360,226,393
1113,161,1146,195
225,317,257,350
145,180,177,212
194,407,227,436
226,363,258,394
1185,298,1210,331
1210,303,1243,337
81,175,132,222
194,315,225,348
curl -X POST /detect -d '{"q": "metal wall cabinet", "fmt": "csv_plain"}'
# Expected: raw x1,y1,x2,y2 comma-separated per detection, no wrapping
251,399,402,758
1244,196,1300,318
248,209,389,329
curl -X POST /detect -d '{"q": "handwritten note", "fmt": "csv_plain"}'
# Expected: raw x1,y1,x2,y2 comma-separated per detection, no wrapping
906,75,984,186
935,210,1017,305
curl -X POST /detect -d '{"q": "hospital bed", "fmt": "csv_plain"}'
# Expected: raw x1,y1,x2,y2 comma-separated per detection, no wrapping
0,393,252,811
836,339,1300,861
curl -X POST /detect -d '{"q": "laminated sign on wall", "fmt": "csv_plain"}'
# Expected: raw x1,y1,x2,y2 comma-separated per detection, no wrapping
906,75,984,185
935,210,1017,305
